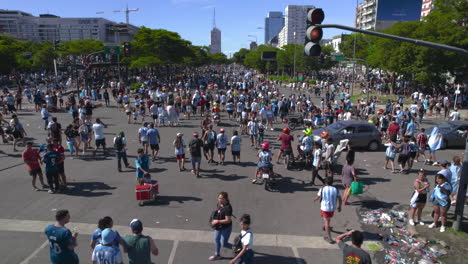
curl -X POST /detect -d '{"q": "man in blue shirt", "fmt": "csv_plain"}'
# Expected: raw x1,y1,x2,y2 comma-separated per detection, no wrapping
405,118,416,137
136,148,151,184
146,123,161,161
92,228,123,264
43,143,63,194
44,209,79,264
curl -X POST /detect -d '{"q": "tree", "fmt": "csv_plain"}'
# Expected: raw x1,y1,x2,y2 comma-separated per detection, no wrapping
132,27,193,64
32,42,55,69
129,56,162,68
232,48,249,64
208,52,228,65
59,39,104,56
243,45,279,73
0,35,19,73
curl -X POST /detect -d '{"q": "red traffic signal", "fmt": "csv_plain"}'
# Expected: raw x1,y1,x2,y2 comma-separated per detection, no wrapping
306,26,323,43
307,8,325,24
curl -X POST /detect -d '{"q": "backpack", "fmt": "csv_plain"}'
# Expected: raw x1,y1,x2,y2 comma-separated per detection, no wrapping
114,137,124,151
381,117,389,127
232,231,251,256
189,139,200,153
207,131,216,144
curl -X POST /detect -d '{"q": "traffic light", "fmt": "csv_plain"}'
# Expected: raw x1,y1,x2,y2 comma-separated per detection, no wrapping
318,53,324,64
304,8,324,56
53,40,60,51
123,42,131,57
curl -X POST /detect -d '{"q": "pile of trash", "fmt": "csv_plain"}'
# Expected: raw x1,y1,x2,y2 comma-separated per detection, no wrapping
361,209,448,264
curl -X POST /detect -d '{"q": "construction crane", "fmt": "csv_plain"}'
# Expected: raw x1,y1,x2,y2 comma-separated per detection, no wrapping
96,4,139,25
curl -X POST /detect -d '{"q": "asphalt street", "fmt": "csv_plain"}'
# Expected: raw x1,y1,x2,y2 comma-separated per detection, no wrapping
0,90,464,264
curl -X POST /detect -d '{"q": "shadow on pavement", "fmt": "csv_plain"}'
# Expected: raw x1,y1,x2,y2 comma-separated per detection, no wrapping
148,195,203,206
65,181,116,197
202,173,247,181
352,198,398,210
253,251,306,264
273,176,319,193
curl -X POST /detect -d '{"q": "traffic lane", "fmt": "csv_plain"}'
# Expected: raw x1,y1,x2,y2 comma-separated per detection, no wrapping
0,231,46,264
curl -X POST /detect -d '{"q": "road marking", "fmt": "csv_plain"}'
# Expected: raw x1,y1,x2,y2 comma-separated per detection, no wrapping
291,247,304,264
167,240,179,264
0,218,375,249
19,240,48,264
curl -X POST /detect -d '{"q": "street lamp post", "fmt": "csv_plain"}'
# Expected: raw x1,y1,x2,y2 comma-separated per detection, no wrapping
293,31,297,82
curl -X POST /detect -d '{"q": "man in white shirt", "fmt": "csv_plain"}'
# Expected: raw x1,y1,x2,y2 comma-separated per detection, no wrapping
314,177,342,244
215,128,228,165
449,108,460,121
92,118,106,156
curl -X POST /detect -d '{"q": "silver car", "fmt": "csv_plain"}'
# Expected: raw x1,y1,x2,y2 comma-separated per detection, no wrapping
426,121,468,148
313,121,382,151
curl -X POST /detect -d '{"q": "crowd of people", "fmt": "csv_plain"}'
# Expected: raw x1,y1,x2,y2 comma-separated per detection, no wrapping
0,65,466,263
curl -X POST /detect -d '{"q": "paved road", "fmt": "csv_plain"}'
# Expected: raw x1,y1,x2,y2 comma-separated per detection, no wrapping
0,91,464,264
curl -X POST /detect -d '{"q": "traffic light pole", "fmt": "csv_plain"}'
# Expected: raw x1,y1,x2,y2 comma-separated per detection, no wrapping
315,24,468,56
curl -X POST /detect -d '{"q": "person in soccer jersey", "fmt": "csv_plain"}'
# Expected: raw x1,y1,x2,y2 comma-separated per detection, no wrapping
44,209,79,264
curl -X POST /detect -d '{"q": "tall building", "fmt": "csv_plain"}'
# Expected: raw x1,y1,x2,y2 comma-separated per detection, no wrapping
249,41,258,50
277,5,315,48
355,0,423,31
420,0,434,19
209,8,221,53
264,11,284,45
0,9,138,43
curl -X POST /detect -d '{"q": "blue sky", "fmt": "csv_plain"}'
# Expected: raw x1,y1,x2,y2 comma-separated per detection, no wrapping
5,0,358,55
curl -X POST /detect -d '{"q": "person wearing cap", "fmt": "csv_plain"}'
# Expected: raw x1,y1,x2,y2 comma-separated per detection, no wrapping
189,132,203,178
173,133,186,171
123,219,159,264
114,131,130,172
216,128,228,165
135,148,151,184
91,228,123,264
436,160,452,183
22,141,47,191
298,128,313,158
146,123,161,161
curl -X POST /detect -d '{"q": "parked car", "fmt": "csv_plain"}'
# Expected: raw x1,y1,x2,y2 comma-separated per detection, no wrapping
313,121,382,151
426,121,468,148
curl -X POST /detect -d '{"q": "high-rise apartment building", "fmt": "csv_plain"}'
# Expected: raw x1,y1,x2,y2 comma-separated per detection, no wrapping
420,0,434,19
356,0,423,31
0,9,138,43
264,11,284,45
277,5,315,48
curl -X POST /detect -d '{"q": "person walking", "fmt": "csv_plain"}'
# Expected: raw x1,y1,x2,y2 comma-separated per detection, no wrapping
230,214,254,264
189,132,203,178
44,209,79,264
138,123,149,154
449,156,462,205
43,143,63,194
123,219,159,264
311,142,325,185
341,159,357,206
146,123,160,161
409,169,430,226
315,177,342,244
209,192,233,261
22,141,46,191
335,230,372,264
114,132,130,172
230,130,242,164
216,128,228,165
92,118,107,156
174,133,186,171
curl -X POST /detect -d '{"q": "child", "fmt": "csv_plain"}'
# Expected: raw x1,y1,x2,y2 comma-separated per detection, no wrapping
407,137,418,171
415,128,427,163
449,156,462,205
157,105,165,127
384,141,397,173
132,107,138,124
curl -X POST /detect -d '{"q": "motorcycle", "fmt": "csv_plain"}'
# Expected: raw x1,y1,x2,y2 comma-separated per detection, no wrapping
288,116,313,130
256,167,274,191
280,149,294,170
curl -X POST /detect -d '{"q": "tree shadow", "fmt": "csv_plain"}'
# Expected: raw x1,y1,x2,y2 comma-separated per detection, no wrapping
65,181,116,197
253,251,307,264
144,195,203,206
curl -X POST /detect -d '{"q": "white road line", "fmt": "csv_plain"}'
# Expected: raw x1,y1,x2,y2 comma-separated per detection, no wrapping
0,218,376,249
19,240,48,264
167,240,179,264
291,247,304,264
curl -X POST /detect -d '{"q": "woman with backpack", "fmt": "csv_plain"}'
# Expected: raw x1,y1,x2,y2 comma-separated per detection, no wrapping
209,192,233,261
114,131,129,172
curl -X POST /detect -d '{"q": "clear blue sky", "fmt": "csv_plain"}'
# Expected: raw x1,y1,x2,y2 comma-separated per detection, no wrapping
5,0,358,55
